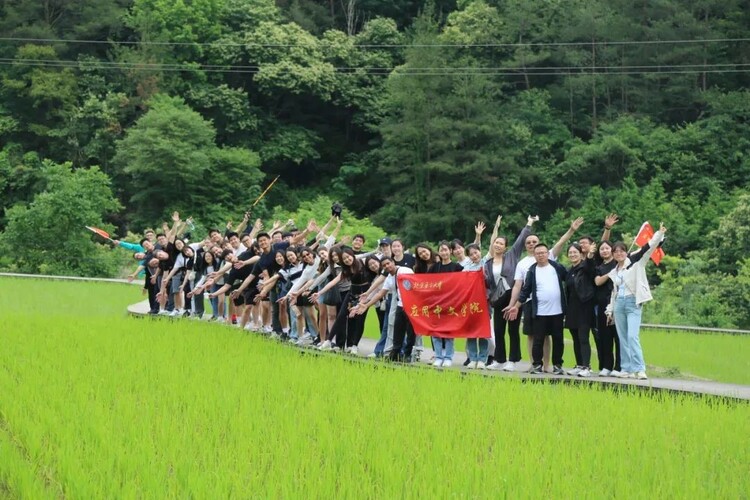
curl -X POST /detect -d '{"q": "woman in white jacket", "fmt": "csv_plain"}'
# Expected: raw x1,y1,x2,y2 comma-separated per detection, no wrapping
603,222,666,380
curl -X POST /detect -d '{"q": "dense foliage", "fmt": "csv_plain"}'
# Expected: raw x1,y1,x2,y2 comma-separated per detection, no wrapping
0,0,748,325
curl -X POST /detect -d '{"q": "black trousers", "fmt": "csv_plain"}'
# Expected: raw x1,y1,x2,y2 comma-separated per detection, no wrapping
389,306,416,362
330,291,367,348
531,314,564,367
569,300,594,367
492,290,521,363
595,302,621,371
269,289,282,333
145,274,158,313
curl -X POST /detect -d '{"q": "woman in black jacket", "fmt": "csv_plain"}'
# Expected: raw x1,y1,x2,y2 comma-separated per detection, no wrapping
564,243,597,377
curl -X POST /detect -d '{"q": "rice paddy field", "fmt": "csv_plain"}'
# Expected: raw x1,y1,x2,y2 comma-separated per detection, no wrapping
0,277,748,497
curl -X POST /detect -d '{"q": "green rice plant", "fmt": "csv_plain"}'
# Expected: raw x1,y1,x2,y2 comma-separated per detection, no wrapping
640,329,750,384
0,277,748,497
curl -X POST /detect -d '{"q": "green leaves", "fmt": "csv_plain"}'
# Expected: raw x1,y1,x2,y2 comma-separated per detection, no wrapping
113,94,262,228
0,161,124,276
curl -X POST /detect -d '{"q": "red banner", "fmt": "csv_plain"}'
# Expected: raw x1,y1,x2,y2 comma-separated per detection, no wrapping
635,222,665,265
397,271,491,338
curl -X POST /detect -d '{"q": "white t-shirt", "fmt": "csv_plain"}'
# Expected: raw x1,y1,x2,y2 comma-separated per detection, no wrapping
535,264,562,316
514,251,558,283
382,267,414,307
514,255,536,283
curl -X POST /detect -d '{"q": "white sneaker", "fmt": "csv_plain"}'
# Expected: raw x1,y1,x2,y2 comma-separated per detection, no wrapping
476,361,486,370
486,361,502,371
270,332,280,340
158,309,170,316
567,366,582,376
442,359,453,368
635,371,648,380
598,369,612,377
466,361,476,369
330,346,341,353
432,359,443,367
297,335,314,347
263,325,273,333
578,368,593,377
367,353,378,358
615,371,634,379
318,340,332,351
349,345,359,355
502,361,515,372
609,370,621,377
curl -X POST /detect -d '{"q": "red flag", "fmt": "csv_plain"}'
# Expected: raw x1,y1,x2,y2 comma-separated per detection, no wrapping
397,271,491,339
634,222,664,265
85,225,114,242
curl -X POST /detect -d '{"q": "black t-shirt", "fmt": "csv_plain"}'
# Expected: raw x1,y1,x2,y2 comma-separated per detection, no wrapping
252,241,290,277
225,249,257,287
159,242,177,273
428,261,463,273
595,260,617,304
394,253,416,270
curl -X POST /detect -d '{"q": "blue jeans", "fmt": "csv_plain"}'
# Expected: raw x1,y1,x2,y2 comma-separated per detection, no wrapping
302,306,318,337
432,337,455,361
288,303,299,340
373,296,392,356
210,284,223,318
466,338,489,362
613,295,645,373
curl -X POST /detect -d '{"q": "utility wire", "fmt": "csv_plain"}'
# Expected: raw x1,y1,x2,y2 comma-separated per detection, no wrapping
2,59,749,77
1,35,749,49
2,57,748,73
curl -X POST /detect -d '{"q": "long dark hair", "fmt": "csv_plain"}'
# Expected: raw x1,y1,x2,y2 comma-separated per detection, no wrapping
340,247,363,279
328,245,343,270
414,244,436,274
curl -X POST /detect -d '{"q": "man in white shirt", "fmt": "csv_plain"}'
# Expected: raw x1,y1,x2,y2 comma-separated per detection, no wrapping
505,243,568,374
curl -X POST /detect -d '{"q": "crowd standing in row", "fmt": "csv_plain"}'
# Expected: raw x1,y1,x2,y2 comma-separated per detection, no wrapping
119,209,666,380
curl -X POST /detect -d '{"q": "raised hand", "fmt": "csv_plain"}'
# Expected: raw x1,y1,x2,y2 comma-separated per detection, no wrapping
659,222,668,234
495,215,503,228
226,220,233,230
527,215,539,226
172,211,180,223
475,221,486,235
604,213,619,229
570,217,584,231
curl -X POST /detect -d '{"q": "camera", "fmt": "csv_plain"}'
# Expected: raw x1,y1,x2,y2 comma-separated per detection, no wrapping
331,202,343,218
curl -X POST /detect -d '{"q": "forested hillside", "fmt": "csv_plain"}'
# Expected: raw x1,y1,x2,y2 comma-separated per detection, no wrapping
1,0,748,326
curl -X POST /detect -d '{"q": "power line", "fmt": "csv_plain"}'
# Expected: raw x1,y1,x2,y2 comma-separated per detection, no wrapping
2,59,749,77
1,35,750,49
2,57,748,73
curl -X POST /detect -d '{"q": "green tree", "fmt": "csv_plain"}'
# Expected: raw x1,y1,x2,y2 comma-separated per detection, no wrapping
113,94,263,229
0,161,124,276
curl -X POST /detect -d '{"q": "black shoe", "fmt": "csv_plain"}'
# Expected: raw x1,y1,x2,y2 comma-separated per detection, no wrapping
487,355,494,365
463,358,471,367
552,365,565,375
528,365,543,374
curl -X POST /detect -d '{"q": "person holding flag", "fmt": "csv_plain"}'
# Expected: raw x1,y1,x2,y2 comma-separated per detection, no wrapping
603,222,667,380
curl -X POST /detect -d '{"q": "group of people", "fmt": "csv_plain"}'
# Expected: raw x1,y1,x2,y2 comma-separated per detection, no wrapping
118,209,666,380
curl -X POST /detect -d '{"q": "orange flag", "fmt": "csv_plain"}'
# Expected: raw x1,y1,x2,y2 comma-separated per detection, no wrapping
634,222,665,265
